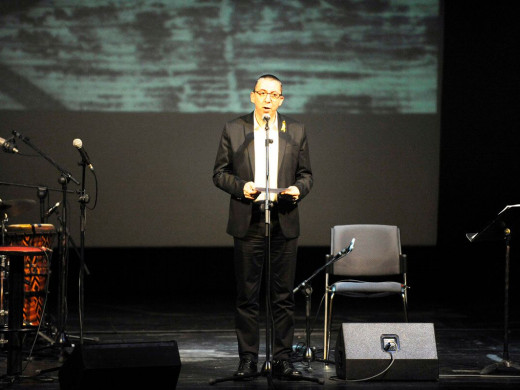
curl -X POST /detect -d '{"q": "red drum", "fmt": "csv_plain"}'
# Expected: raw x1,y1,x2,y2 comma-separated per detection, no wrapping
6,224,55,326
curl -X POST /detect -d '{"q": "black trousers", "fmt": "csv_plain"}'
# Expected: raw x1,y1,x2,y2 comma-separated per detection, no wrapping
233,207,298,362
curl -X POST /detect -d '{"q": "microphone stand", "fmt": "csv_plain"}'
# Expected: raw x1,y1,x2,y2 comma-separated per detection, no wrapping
209,118,276,387
55,174,71,347
259,118,324,386
262,117,275,387
1,212,7,346
77,160,90,345
258,118,322,386
480,228,520,374
292,239,355,370
14,132,79,348
209,117,276,387
466,205,520,375
37,186,49,223
210,117,322,387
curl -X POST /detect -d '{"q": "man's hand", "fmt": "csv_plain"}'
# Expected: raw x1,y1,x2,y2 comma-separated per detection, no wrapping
243,181,260,200
280,186,300,201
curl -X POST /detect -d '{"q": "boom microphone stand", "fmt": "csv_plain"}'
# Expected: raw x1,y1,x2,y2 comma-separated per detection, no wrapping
76,152,91,345
293,239,355,370
13,131,79,347
467,205,520,375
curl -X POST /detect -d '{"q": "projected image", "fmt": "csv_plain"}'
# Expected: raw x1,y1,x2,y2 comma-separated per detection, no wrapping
0,0,439,114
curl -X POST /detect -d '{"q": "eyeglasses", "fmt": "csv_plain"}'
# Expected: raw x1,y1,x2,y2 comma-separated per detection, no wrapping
254,90,282,100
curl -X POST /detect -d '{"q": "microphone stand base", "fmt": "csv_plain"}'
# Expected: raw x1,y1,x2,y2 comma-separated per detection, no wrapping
208,360,325,387
481,359,520,375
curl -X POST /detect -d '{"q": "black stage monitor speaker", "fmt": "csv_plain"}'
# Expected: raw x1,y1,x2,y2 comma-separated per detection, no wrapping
58,341,181,389
335,323,438,381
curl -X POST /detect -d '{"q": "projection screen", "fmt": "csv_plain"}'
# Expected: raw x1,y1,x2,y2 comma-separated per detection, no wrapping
0,0,441,247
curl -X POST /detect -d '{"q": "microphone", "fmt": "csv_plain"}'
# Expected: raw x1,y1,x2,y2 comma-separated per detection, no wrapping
263,114,270,131
347,238,355,252
0,136,19,153
73,138,94,171
44,202,60,218
333,238,356,258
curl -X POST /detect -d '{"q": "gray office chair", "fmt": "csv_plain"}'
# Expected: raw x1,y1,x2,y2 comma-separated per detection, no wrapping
323,224,408,360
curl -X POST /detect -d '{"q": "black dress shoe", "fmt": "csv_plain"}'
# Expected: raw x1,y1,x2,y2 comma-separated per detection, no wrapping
272,360,302,379
234,358,258,379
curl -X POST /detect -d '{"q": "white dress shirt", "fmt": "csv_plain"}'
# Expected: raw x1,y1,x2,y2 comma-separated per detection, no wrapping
253,114,279,202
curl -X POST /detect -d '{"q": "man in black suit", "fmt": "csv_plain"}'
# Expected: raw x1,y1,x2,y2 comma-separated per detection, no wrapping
213,74,313,379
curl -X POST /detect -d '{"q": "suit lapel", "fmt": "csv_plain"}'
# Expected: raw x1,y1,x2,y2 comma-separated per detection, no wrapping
244,113,255,177
278,114,288,173
245,112,289,180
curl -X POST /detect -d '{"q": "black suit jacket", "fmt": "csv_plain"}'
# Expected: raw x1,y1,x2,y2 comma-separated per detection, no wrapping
213,112,313,239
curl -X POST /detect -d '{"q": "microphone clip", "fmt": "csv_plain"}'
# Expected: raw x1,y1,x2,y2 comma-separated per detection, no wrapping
263,114,270,131
78,194,90,204
1,136,19,154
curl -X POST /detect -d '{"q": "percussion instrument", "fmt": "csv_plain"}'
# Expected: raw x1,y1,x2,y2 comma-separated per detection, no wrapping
0,246,49,376
5,224,56,326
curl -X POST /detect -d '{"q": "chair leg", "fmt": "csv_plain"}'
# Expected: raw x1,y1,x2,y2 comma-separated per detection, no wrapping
323,289,329,361
402,289,409,322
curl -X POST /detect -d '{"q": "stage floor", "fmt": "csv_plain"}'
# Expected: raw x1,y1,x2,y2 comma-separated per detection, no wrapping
1,295,520,389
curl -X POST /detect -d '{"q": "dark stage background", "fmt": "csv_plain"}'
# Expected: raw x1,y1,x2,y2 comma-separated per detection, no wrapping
0,1,519,322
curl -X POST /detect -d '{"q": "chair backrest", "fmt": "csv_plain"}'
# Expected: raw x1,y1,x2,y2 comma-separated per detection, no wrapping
330,224,402,277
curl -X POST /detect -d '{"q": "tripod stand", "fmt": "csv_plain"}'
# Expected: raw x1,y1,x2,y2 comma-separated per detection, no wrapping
467,204,520,375
0,184,74,349
293,239,355,370
13,131,81,348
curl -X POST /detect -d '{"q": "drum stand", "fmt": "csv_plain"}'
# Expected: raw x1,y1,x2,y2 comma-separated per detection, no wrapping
0,183,75,349
0,246,50,380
